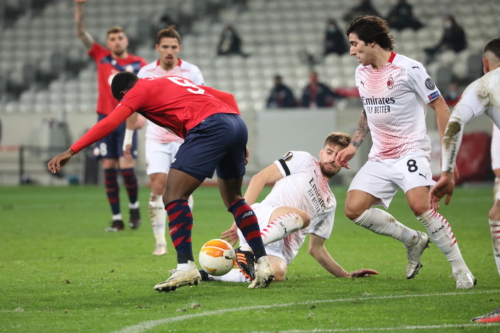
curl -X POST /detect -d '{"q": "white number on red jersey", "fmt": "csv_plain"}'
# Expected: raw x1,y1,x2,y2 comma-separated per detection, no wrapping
166,76,205,94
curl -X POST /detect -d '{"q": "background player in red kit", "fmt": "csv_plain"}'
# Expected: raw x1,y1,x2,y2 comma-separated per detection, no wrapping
47,73,275,292
75,0,147,232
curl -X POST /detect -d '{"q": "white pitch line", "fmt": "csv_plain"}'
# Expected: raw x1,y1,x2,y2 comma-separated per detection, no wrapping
251,323,500,332
114,289,500,333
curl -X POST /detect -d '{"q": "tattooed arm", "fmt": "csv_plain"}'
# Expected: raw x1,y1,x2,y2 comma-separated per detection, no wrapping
75,0,94,50
334,109,370,169
351,109,370,148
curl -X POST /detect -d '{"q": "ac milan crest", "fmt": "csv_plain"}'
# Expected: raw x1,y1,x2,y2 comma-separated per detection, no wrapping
387,77,394,89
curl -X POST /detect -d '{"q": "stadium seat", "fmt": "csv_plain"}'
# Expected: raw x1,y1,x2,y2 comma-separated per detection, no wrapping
455,132,492,185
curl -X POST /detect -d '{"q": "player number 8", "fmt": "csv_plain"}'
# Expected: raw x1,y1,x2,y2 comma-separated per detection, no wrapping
407,159,418,173
167,77,205,94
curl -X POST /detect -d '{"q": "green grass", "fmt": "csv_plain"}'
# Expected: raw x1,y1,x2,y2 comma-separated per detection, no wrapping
0,185,499,332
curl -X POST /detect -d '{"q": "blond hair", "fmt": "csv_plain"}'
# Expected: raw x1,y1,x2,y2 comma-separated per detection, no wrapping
107,25,125,36
324,132,351,149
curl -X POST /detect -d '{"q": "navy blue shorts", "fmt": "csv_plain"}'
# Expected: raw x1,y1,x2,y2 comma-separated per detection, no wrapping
171,113,247,182
94,113,138,160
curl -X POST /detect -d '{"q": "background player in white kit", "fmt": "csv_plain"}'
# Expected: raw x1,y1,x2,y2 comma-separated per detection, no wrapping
431,37,500,277
210,132,378,282
430,37,500,323
123,27,203,255
335,16,475,289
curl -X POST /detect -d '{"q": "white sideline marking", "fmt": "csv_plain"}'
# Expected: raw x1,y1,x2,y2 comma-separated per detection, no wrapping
114,290,500,333
251,323,500,332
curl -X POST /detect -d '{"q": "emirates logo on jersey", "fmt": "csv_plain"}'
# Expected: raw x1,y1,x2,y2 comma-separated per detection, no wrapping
387,77,394,89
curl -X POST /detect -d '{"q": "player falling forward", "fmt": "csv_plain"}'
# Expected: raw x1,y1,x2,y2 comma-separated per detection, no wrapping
123,27,203,256
48,73,274,291
335,16,475,288
431,38,500,286
75,0,146,231
202,132,378,283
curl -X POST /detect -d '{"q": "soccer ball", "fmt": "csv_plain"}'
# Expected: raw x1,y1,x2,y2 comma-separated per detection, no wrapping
199,239,236,276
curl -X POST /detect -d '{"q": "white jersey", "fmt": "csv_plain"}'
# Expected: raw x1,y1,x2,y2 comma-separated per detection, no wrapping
452,67,500,126
263,151,336,261
443,67,500,171
137,59,205,143
355,52,441,161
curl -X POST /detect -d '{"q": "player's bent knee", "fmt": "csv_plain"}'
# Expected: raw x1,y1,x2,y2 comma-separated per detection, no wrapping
151,178,166,195
410,203,430,217
344,204,364,221
273,267,287,282
489,203,500,220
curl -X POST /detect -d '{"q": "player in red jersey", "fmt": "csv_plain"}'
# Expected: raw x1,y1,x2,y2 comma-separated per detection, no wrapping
75,0,147,232
47,73,275,291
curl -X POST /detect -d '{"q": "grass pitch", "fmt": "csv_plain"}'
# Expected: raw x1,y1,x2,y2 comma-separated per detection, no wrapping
0,185,499,332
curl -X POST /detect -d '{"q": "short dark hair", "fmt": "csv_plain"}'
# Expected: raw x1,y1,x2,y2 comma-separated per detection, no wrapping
111,72,139,101
324,132,351,149
484,38,500,60
346,15,395,51
157,26,181,44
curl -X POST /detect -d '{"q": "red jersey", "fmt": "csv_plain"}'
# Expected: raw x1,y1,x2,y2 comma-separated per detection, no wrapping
70,76,240,154
88,42,146,116
119,76,239,138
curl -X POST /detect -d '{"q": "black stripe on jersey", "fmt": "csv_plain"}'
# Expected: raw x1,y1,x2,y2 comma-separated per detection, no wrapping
278,159,290,176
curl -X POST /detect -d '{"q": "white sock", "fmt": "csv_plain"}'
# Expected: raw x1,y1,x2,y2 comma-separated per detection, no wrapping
128,201,140,209
149,194,166,245
240,243,251,252
417,209,469,273
188,195,194,210
210,269,250,282
489,219,500,276
177,260,196,271
261,213,304,246
112,213,123,221
352,208,418,246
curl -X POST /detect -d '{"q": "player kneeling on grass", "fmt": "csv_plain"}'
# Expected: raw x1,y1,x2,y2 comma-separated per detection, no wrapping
201,132,378,283
47,72,274,291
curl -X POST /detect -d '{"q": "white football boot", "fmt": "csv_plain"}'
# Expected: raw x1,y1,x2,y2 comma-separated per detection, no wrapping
248,256,274,289
152,243,167,256
453,269,476,289
154,261,201,292
405,231,430,279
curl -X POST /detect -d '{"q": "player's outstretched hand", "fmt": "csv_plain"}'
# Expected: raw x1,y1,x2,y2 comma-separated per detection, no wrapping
429,172,455,210
75,0,88,3
221,222,239,247
47,149,75,174
123,144,133,160
348,269,379,278
335,145,357,169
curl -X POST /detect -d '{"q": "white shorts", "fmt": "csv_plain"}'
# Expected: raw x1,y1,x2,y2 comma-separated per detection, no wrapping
492,125,500,171
237,203,291,265
145,140,183,176
348,153,435,209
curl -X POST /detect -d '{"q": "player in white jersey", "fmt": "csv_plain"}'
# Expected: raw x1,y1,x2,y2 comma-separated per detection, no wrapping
335,16,475,289
201,133,378,283
431,38,500,283
123,27,204,255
